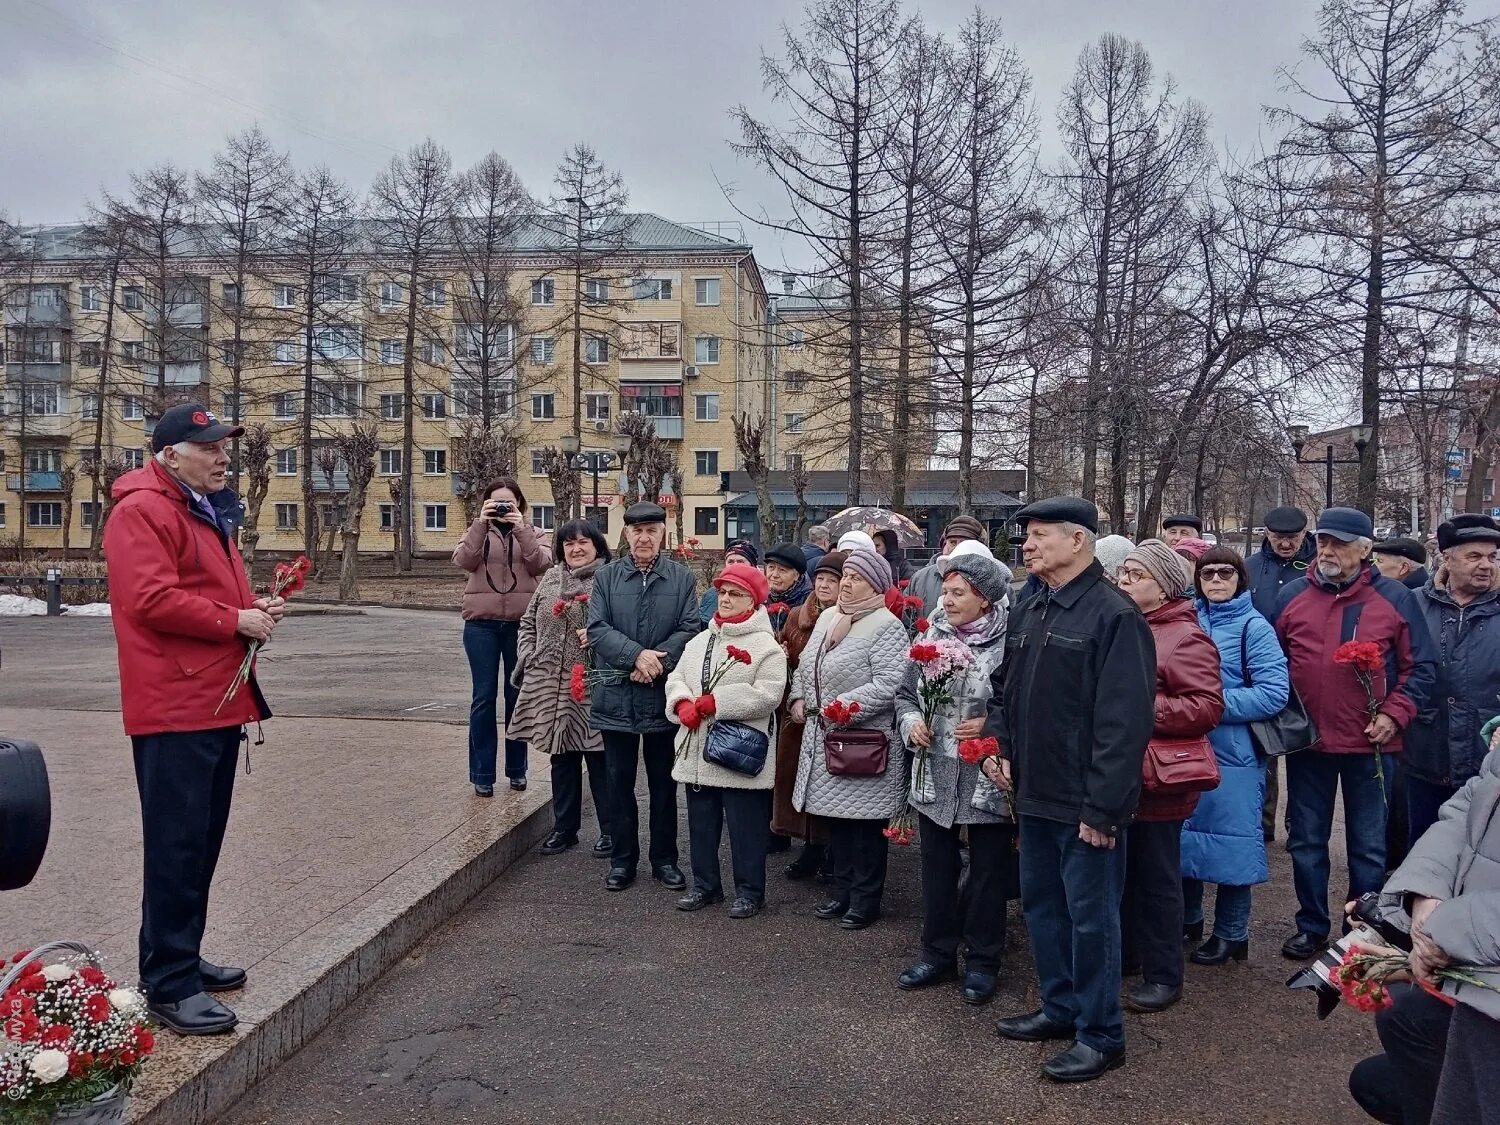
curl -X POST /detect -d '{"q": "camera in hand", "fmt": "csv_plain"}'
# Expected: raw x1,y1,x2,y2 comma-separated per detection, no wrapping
489,501,515,531
1286,892,1413,1019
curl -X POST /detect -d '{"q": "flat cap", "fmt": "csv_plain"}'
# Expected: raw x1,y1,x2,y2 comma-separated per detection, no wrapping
764,543,807,575
1013,496,1098,535
1437,513,1500,552
1371,537,1428,565
1315,507,1374,543
1264,506,1309,534
812,549,847,578
1162,513,1202,531
623,501,667,526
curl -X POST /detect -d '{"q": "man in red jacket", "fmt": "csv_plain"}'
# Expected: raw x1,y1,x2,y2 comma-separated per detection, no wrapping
1271,507,1437,963
104,402,282,1035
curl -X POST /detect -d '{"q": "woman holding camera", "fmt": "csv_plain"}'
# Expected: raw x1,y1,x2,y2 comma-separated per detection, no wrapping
453,478,552,797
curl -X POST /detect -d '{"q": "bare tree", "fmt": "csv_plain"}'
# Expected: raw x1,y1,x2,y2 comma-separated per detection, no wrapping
453,418,518,522
58,462,77,555
75,210,130,558
539,446,583,526
333,423,379,601
733,412,777,545
239,423,273,566
315,444,343,575
790,460,812,543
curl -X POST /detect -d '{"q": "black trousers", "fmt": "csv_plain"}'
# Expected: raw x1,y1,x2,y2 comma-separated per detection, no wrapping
1349,984,1453,1125
826,816,889,916
550,751,612,840
918,815,1015,974
686,786,773,903
601,729,679,871
131,726,241,1004
1122,818,1186,990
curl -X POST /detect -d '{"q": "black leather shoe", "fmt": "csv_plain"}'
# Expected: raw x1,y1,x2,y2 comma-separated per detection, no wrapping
675,889,724,912
1191,935,1249,965
897,961,957,991
996,1009,1074,1042
1043,1040,1125,1083
766,833,793,854
540,831,577,856
198,960,246,993
652,864,687,890
1124,982,1182,1013
592,835,613,858
148,992,238,1036
728,897,762,919
785,845,825,880
1183,920,1204,944
509,778,527,791
474,784,494,798
840,909,879,930
605,866,635,891
962,970,998,1006
814,897,849,920
1281,931,1326,960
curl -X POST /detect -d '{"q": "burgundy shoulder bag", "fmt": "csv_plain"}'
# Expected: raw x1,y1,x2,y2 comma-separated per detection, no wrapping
814,637,888,778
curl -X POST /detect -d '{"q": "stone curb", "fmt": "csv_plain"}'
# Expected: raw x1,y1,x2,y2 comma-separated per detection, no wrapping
127,787,555,1124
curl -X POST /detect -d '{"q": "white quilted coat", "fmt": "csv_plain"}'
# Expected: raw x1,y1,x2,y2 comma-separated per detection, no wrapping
666,608,788,790
790,606,910,820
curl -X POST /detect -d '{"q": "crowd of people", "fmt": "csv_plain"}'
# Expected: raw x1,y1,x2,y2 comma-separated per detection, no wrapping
100,401,1500,1122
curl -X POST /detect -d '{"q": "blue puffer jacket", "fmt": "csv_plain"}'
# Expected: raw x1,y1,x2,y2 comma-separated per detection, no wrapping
1403,582,1500,788
1246,536,1314,622
1181,592,1289,887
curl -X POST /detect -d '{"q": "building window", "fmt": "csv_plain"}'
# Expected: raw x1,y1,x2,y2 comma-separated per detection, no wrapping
274,392,298,420
531,449,547,476
221,392,247,421
784,453,804,473
312,381,360,418
276,448,298,476
586,393,610,424
584,278,609,305
422,393,447,420
423,279,446,307
81,394,100,421
694,450,719,476
80,286,102,312
24,386,60,415
122,286,144,312
424,504,448,531
121,395,144,421
313,325,361,361
695,277,721,306
380,339,405,366
532,393,555,421
621,322,680,359
379,503,395,531
80,501,99,528
77,341,102,367
785,369,808,392
423,449,447,475
632,278,672,301
531,278,555,306
694,336,721,365
120,341,146,364
530,336,556,365
526,503,553,531
784,413,806,434
694,507,720,536
694,393,720,423
452,379,514,419
319,502,347,529
379,281,403,308
315,274,359,303
379,449,402,476
27,502,63,528
275,503,299,530
220,339,246,367
0,502,6,527
585,334,609,364
273,340,299,364
420,338,447,365
786,327,803,351
381,393,404,420
121,449,144,470
221,282,241,308
273,284,297,309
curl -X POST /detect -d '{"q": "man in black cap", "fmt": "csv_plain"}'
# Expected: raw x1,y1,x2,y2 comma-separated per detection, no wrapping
586,501,700,891
1403,514,1500,843
1160,513,1202,547
985,496,1155,1082
103,402,282,1035
1372,537,1430,590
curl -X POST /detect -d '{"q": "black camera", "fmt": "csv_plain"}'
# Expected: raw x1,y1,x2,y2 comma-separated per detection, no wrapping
489,500,515,531
1286,892,1413,1019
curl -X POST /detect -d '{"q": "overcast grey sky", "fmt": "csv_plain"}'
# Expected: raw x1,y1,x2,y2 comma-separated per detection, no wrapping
1,0,1322,270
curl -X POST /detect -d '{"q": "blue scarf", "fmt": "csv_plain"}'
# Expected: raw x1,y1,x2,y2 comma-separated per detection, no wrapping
768,573,812,632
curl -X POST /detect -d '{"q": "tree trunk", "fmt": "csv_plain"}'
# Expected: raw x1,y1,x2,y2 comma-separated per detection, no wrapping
397,268,420,572
1356,228,1385,515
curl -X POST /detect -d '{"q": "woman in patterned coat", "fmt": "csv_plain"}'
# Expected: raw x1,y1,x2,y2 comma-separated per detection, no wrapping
790,548,909,931
511,520,614,857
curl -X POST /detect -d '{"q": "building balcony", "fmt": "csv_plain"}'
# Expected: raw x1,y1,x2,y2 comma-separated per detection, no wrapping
164,360,208,385
166,302,208,327
6,471,65,493
648,415,684,441
5,362,71,384
311,471,350,492
3,301,70,327
1,414,71,438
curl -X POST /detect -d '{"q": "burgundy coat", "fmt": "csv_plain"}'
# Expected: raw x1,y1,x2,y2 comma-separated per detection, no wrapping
1139,597,1225,822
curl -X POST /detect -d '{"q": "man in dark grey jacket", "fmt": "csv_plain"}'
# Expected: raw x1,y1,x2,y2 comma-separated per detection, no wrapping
985,497,1155,1084
587,502,699,892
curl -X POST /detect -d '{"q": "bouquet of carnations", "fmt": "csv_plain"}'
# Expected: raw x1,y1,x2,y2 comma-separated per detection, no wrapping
1334,639,1389,801
907,638,976,804
884,582,928,634
214,555,311,716
563,591,636,705
674,644,753,756
0,945,155,1124
882,807,916,847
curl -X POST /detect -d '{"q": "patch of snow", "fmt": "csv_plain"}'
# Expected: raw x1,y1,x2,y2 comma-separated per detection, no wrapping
0,594,48,616
64,602,112,617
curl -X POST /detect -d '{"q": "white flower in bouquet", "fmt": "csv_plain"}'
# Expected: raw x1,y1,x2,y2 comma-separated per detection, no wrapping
28,1049,69,1083
40,964,74,983
108,987,144,1013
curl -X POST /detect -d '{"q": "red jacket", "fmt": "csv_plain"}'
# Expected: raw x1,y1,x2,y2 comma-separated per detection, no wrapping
104,460,269,736
1140,598,1225,822
1272,565,1438,755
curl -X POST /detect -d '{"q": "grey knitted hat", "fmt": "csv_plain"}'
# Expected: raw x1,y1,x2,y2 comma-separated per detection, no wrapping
843,547,893,593
939,540,1012,606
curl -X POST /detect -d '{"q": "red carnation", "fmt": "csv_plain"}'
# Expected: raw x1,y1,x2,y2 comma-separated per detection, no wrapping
767,602,790,616
897,579,910,589
914,617,930,632
68,1051,95,1079
17,972,46,994
84,993,111,1023
551,599,568,617
726,645,752,664
134,1027,156,1055
1334,640,1385,674
9,950,31,966
569,663,587,703
4,1014,40,1042
822,700,849,725
2,991,34,1018
574,592,590,603
41,1024,72,1047
119,1049,138,1066
884,587,904,614
78,966,108,987
848,701,861,715
904,595,924,611
909,643,940,662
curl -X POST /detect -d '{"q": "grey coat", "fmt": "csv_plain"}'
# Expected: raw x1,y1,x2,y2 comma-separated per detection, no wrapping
1386,745,1500,1020
909,562,944,617
585,554,699,734
790,606,910,821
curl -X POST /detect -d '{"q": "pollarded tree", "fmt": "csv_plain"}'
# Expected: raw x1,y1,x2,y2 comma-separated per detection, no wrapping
333,423,380,602
239,423,274,567
733,412,777,546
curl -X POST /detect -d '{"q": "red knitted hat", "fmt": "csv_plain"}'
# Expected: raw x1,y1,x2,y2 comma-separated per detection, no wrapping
713,562,770,607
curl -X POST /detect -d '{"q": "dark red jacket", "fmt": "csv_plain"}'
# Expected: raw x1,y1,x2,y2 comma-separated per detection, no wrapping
104,460,269,736
1140,597,1225,822
1272,565,1437,755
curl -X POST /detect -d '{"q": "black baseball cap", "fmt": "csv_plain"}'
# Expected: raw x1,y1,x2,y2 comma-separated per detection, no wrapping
150,402,244,453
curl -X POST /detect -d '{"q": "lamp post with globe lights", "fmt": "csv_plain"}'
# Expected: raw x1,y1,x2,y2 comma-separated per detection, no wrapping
1288,423,1372,511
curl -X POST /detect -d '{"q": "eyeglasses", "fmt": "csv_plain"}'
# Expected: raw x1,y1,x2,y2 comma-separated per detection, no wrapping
1117,568,1151,584
1199,566,1238,581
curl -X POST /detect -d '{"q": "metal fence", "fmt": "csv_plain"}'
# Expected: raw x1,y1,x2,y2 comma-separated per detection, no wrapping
0,571,109,615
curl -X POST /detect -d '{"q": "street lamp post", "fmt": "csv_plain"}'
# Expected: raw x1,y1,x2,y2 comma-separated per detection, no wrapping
1288,424,1372,510
558,432,632,526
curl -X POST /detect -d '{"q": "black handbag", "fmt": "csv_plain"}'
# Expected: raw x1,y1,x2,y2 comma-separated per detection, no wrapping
1240,626,1317,757
698,642,771,778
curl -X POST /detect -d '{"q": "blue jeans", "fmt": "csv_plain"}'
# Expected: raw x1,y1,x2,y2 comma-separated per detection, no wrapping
462,619,527,786
1286,749,1393,939
1018,815,1127,1054
1182,879,1253,944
